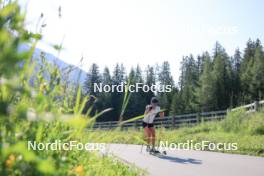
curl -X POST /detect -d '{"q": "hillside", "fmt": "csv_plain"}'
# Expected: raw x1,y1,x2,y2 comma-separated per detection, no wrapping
19,45,87,84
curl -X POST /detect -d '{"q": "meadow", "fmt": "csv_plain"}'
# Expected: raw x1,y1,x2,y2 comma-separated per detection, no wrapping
92,109,264,157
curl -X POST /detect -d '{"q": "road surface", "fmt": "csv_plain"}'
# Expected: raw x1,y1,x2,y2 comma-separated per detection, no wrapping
105,144,264,176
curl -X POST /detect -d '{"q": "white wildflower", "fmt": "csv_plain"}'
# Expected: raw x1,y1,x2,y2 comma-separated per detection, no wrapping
0,77,7,85
42,112,54,122
27,108,37,121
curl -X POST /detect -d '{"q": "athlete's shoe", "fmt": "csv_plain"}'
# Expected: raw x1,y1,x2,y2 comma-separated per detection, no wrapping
146,145,151,152
150,148,160,154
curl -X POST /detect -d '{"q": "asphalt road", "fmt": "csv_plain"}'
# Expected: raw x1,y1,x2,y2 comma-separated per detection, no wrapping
105,144,264,176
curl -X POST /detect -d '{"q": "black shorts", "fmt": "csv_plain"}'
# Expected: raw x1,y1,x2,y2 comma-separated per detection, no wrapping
142,122,154,128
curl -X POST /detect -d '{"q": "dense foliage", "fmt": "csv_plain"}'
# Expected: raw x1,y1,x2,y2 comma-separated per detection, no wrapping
84,39,264,120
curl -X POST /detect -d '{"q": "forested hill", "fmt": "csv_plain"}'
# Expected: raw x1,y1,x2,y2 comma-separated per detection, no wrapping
83,39,264,122
19,45,87,84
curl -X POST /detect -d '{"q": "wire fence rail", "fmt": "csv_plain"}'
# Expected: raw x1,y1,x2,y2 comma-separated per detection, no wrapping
93,100,264,130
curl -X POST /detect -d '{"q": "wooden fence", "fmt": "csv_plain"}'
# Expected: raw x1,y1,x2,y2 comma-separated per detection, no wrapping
231,100,264,112
93,100,264,130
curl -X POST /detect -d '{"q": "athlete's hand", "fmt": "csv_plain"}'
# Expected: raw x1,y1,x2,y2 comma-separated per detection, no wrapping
159,111,165,118
146,105,152,113
144,105,152,115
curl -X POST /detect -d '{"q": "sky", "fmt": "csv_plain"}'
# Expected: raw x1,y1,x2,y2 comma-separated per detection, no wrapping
19,0,264,82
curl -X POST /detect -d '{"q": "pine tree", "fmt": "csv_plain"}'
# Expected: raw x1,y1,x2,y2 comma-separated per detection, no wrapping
196,55,216,111
158,61,174,86
230,49,242,106
135,65,143,83
112,63,125,84
250,43,264,100
232,49,242,73
102,67,111,85
212,42,233,110
111,63,126,120
157,61,174,114
240,39,257,103
98,67,113,121
84,63,101,96
145,65,156,103
197,52,210,75
125,65,146,118
178,55,199,113
83,63,101,116
170,91,184,115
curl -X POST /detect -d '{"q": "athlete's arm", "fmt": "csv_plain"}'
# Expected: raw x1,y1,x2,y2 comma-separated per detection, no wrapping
144,105,152,115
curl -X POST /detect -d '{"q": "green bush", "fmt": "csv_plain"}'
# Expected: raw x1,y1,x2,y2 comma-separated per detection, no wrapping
220,110,248,133
246,113,264,135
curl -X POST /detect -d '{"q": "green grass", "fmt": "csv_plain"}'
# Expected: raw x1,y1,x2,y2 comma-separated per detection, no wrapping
1,118,143,176
91,109,264,157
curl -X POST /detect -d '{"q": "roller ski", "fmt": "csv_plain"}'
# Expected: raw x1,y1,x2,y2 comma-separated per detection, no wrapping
146,145,167,156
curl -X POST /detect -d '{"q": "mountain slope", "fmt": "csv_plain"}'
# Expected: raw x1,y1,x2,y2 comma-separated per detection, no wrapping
20,45,87,84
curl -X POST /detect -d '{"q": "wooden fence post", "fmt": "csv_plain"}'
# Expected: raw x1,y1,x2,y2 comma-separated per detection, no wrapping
134,121,137,129
172,116,175,129
136,120,140,130
197,113,201,123
254,101,259,111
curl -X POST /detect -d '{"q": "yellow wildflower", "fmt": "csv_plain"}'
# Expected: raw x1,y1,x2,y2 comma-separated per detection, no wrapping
75,165,84,175
5,154,16,168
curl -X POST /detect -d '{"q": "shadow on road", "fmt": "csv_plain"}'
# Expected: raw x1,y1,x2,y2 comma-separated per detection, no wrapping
157,155,202,164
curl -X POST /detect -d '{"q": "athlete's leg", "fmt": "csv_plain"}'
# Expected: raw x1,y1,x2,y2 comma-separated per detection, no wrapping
149,127,156,148
144,127,151,145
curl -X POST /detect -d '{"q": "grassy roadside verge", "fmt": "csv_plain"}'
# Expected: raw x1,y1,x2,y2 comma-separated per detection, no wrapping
1,117,143,175
91,109,264,157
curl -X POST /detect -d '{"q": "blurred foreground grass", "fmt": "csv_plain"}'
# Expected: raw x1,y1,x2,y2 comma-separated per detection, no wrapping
0,1,142,175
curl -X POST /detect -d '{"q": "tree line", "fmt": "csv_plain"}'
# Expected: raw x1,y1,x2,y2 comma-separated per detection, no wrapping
83,39,264,121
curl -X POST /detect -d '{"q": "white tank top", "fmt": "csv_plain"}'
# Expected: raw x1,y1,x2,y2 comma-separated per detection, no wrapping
143,105,160,124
